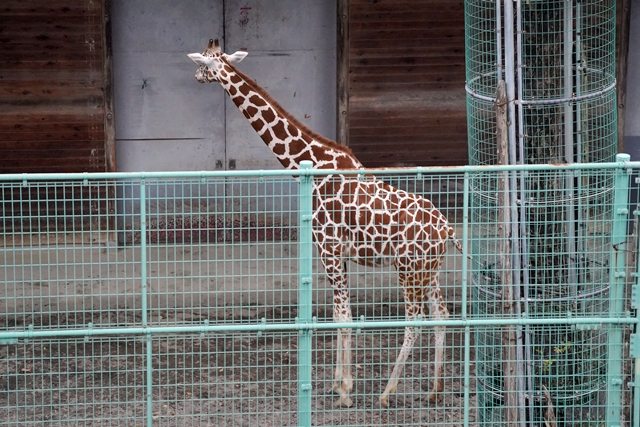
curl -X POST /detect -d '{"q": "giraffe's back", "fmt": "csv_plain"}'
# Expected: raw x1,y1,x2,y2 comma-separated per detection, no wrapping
313,176,452,269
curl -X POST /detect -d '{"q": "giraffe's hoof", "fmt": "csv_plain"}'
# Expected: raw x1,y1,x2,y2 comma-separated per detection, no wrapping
428,392,442,404
332,381,353,396
334,395,353,408
379,394,390,408
344,378,354,392
429,380,444,403
332,383,345,395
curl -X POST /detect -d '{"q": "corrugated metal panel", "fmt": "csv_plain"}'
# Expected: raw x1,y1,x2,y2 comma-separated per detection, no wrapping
342,0,467,167
0,0,114,238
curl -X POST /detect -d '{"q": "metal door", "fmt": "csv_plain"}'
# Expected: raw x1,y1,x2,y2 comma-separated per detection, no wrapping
111,1,336,239
113,0,336,173
222,0,337,171
112,0,226,173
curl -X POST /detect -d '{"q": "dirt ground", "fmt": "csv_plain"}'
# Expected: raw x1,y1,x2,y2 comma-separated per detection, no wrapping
0,232,478,426
0,331,477,426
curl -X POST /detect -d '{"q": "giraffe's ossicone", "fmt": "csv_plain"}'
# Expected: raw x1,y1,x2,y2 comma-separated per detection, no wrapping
189,38,463,408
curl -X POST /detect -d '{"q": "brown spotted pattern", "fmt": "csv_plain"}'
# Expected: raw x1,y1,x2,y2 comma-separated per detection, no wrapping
189,39,463,408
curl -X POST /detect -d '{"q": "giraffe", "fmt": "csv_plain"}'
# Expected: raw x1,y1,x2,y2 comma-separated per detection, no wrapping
188,39,463,408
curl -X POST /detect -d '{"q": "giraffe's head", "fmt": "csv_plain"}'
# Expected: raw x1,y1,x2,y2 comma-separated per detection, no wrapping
187,39,248,83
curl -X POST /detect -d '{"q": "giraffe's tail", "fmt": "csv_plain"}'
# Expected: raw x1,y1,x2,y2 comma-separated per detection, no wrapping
447,225,470,259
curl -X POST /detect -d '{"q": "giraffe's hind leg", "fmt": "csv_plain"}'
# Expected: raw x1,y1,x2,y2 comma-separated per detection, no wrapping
379,324,421,407
428,325,446,402
426,275,449,403
380,273,424,407
379,271,448,407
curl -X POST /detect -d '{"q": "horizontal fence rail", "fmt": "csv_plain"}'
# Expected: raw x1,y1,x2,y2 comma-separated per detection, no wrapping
1,157,639,426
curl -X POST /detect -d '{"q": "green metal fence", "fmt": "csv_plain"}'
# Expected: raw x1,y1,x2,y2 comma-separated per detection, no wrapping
0,158,638,426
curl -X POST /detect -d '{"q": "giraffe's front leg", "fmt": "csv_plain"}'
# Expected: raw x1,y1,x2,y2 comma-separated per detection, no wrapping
314,227,354,407
320,246,354,407
331,284,353,408
332,325,353,407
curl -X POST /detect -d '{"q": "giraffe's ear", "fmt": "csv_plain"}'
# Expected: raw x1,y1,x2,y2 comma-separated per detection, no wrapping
226,51,248,64
188,53,212,66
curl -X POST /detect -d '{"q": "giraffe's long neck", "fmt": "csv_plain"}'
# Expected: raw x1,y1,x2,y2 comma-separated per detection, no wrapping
218,61,362,170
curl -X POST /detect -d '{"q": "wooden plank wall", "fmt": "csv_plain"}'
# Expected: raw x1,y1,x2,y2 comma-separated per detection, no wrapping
0,0,114,239
0,0,114,173
616,0,631,153
339,0,468,167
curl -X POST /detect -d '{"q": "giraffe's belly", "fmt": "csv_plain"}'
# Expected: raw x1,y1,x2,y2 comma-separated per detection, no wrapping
343,242,395,268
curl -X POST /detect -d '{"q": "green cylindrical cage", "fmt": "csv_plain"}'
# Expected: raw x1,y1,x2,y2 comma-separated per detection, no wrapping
466,0,617,166
465,0,617,425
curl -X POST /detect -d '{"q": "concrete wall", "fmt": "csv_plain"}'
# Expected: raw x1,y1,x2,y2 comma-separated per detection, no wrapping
112,0,337,172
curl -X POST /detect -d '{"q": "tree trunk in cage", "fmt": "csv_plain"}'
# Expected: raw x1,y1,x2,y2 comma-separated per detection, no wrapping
496,81,518,426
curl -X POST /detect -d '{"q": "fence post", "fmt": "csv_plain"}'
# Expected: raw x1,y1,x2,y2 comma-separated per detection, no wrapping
139,177,148,326
607,153,630,426
139,177,154,427
633,229,640,427
297,161,314,427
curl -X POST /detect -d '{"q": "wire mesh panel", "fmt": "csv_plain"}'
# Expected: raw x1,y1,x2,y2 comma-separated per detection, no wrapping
0,179,137,331
2,337,146,424
0,164,636,426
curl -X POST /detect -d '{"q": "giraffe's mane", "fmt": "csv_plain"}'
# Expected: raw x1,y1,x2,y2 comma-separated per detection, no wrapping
224,58,362,167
